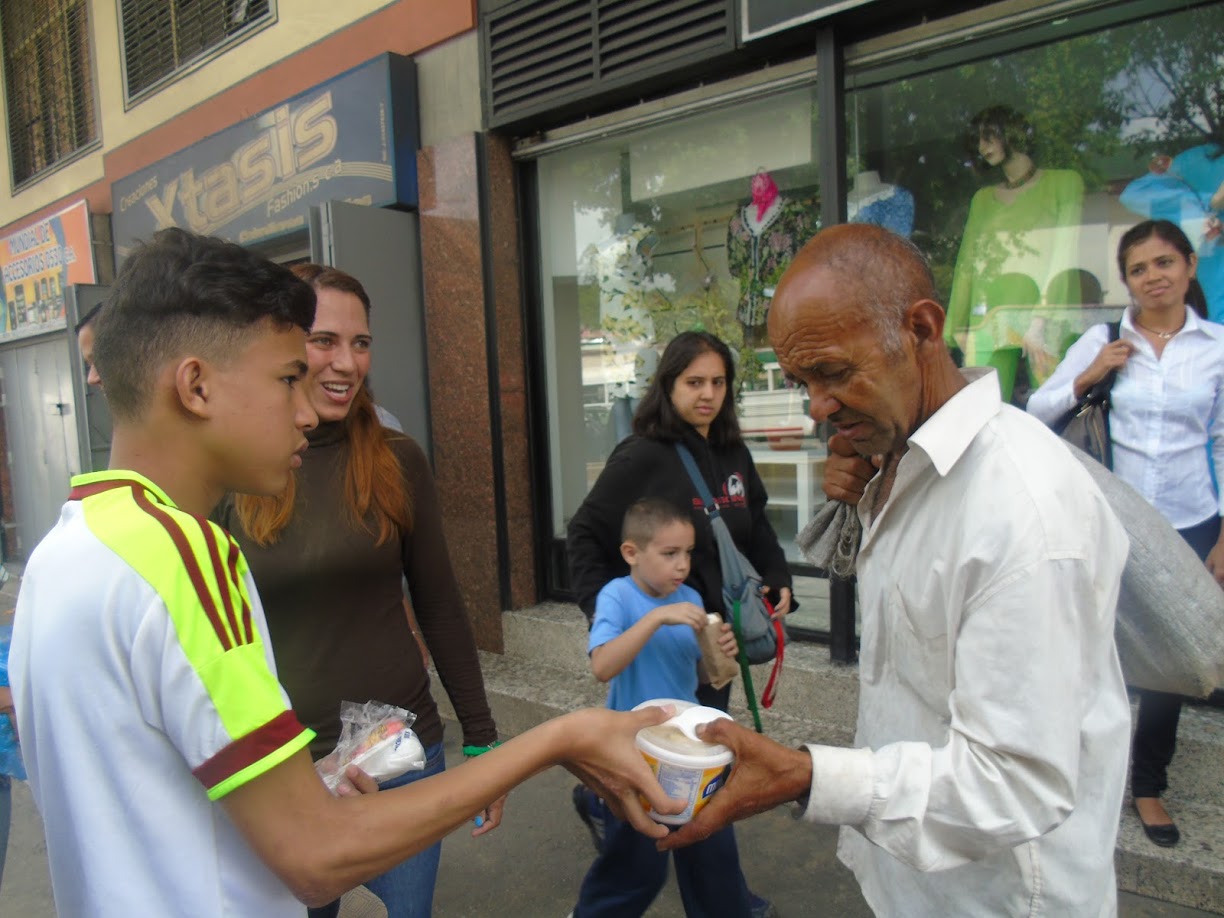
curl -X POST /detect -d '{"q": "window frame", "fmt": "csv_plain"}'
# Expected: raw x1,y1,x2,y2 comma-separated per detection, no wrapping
2,0,101,191
116,0,278,109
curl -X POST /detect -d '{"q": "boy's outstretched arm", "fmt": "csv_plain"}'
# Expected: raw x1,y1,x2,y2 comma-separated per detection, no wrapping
223,705,683,906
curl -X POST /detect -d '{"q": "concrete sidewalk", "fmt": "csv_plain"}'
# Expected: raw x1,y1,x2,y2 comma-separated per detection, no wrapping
5,724,1217,916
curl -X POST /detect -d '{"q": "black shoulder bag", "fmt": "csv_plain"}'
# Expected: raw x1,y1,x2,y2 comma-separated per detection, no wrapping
1052,321,1121,469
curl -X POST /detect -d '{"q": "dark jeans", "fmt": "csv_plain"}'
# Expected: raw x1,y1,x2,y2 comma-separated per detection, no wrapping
1130,515,1221,799
573,805,751,918
308,741,446,918
696,681,732,712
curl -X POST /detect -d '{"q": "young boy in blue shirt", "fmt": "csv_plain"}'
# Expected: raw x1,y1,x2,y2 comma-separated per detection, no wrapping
572,498,751,918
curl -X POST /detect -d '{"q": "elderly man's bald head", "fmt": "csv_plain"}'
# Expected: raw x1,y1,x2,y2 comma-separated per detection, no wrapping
767,224,958,456
774,224,939,352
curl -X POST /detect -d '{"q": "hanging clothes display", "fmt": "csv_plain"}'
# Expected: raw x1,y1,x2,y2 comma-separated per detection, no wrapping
725,172,819,337
847,172,915,237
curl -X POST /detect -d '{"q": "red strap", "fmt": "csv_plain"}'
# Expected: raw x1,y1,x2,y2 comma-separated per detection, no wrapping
758,598,784,709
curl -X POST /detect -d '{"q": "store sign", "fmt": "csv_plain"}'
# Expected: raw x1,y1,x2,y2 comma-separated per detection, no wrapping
741,0,878,40
0,200,96,341
112,53,418,256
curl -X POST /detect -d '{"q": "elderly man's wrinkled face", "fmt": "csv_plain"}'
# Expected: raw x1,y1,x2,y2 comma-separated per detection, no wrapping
769,265,921,457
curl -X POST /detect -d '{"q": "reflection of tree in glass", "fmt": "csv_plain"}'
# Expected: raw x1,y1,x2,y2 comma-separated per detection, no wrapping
852,32,1130,294
1120,6,1224,154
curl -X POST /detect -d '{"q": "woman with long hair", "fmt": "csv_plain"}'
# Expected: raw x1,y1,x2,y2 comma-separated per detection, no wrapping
218,264,501,917
566,330,790,918
1028,219,1224,848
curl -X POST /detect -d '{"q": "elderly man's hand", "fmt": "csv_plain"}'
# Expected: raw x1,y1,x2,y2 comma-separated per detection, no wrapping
822,433,880,505
657,718,812,850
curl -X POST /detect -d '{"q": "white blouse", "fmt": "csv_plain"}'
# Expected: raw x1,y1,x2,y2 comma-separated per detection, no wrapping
1027,307,1224,529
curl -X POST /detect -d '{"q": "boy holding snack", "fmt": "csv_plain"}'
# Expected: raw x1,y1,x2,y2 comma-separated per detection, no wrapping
571,497,750,918
9,228,682,917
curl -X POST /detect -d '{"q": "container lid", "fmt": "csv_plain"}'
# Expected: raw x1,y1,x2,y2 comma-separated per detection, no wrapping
635,703,732,756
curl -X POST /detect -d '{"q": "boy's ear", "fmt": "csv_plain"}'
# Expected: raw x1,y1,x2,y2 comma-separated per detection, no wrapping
620,540,638,565
174,357,212,419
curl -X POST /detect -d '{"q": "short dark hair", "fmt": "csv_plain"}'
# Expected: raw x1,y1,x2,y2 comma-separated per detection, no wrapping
93,228,316,420
1117,219,1208,318
969,105,1035,169
633,331,743,448
621,498,692,548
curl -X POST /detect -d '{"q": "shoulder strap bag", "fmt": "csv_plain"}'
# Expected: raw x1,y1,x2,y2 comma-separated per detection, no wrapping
1052,321,1121,469
675,444,786,729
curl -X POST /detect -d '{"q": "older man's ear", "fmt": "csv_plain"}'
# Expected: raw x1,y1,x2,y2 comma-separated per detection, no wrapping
906,299,947,346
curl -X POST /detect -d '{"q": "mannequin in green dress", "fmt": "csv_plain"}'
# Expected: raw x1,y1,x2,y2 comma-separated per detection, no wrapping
946,106,1085,402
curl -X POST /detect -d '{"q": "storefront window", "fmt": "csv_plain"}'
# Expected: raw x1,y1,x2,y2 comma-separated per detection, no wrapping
848,1,1224,405
535,85,837,628
534,0,1224,636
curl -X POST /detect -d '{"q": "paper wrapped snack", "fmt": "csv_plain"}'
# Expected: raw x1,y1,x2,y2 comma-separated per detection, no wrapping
696,613,739,690
315,700,426,794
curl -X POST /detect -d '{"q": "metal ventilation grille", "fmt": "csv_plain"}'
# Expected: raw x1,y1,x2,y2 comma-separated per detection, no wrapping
120,0,273,101
485,0,734,127
1,0,97,187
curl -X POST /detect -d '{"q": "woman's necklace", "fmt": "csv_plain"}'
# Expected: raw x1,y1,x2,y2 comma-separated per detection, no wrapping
1134,314,1185,340
1003,162,1038,190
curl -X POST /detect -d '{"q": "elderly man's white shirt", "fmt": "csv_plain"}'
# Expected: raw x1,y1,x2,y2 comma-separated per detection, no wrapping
800,370,1130,917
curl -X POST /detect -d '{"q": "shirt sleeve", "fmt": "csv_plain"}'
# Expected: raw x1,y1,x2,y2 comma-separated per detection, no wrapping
1025,323,1109,426
131,581,312,802
799,554,1108,871
589,582,630,653
742,452,793,594
1209,354,1224,517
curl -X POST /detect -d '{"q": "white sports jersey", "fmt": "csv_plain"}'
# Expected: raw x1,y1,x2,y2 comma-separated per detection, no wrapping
11,471,315,916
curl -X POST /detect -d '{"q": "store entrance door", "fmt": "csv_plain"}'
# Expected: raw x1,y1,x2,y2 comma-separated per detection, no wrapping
0,334,81,558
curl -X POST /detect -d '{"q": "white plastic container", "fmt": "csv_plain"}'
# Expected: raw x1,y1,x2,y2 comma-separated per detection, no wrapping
632,700,734,825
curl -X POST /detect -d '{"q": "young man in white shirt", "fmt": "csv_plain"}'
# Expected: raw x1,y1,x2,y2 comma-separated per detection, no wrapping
661,223,1131,917
10,228,682,916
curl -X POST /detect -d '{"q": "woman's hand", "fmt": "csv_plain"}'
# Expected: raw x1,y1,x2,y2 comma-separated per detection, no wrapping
471,794,507,837
1073,340,1134,399
1205,536,1224,588
771,586,792,619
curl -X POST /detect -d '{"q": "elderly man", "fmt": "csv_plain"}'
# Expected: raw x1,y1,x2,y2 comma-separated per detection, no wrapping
661,224,1131,916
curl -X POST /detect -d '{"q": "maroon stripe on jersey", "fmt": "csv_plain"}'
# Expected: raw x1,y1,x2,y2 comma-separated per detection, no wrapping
199,519,244,649
193,710,307,791
131,488,234,652
225,535,254,645
69,479,141,501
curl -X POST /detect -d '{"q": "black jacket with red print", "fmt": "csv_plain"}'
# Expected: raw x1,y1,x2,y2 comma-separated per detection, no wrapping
566,426,793,623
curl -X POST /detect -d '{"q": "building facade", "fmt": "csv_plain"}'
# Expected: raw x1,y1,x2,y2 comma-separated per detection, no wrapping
1,0,1221,657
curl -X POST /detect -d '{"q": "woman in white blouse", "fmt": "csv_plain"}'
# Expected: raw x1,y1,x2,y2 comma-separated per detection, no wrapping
1028,218,1224,849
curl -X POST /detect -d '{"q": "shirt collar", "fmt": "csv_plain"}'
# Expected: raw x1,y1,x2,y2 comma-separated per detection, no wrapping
69,470,177,507
1122,305,1210,338
906,368,1000,478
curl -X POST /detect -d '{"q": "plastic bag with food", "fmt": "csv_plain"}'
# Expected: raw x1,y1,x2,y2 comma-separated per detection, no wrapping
315,700,426,794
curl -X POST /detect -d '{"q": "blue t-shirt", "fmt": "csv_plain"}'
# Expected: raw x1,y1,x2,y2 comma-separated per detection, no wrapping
588,576,703,712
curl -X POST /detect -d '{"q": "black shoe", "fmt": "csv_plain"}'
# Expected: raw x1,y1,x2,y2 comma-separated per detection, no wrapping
1134,799,1180,848
572,784,606,853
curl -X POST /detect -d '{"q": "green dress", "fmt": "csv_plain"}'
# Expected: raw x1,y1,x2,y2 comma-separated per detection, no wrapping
945,169,1085,398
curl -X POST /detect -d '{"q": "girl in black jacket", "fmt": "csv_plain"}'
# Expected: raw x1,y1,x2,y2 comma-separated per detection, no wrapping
566,331,794,709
